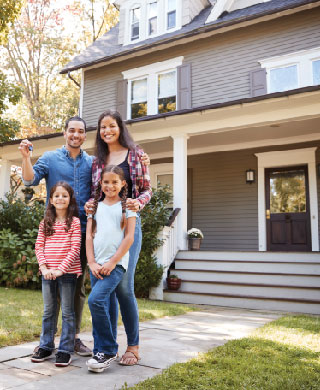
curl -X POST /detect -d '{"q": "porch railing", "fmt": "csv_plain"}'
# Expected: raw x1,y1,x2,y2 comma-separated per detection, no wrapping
149,208,181,300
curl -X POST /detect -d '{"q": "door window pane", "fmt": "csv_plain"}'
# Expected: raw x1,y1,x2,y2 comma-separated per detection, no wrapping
158,71,176,113
270,65,298,93
270,169,306,213
148,2,157,35
131,78,147,119
313,60,320,85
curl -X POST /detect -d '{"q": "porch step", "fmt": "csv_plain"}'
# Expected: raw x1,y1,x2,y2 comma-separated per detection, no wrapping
174,269,320,287
163,290,320,315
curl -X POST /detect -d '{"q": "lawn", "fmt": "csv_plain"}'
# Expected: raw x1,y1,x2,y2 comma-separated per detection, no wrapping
123,315,320,390
0,287,196,347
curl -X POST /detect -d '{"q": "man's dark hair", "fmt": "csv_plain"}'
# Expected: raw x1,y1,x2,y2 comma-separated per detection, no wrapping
65,116,86,131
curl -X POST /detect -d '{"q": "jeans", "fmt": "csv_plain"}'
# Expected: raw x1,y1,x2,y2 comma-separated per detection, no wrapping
40,274,77,354
88,265,125,355
110,216,142,346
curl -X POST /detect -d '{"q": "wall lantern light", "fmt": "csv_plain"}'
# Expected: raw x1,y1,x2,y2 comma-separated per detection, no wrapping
246,169,255,184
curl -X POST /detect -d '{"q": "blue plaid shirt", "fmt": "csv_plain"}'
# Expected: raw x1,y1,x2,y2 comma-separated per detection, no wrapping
23,146,93,233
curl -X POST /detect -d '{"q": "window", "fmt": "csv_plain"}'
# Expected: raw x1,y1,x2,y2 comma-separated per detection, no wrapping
148,1,157,36
259,47,320,93
167,0,176,29
131,78,147,119
123,56,183,119
131,7,140,41
158,71,176,113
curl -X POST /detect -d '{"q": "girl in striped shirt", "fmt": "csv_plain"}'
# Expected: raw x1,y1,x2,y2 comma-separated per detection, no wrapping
31,181,81,367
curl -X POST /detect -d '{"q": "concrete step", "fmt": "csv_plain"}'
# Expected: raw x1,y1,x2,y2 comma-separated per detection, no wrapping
174,269,320,287
175,259,320,274
163,290,320,315
179,280,319,300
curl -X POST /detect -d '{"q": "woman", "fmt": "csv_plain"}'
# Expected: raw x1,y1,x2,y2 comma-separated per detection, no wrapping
85,109,151,366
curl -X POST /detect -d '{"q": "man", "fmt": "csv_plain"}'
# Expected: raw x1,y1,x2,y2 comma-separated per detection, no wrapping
19,116,92,356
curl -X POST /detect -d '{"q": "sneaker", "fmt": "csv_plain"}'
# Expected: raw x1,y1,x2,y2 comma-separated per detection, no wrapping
55,352,71,367
86,352,117,373
74,338,92,356
31,348,52,363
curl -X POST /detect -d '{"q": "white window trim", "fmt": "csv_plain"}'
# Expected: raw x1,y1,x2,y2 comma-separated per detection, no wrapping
122,0,182,46
122,56,183,119
259,47,320,93
254,147,319,252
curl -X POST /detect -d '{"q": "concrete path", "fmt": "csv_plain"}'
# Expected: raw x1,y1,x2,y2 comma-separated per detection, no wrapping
0,306,281,390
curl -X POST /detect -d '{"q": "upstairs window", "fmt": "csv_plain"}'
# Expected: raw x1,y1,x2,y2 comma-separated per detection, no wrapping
131,7,140,41
260,47,320,93
158,71,176,113
131,78,147,119
148,1,158,36
167,0,176,29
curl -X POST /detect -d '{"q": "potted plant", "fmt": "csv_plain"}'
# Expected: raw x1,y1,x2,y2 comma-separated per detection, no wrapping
187,228,204,250
166,274,181,290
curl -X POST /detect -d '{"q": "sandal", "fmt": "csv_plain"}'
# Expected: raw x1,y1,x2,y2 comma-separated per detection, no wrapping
119,350,141,366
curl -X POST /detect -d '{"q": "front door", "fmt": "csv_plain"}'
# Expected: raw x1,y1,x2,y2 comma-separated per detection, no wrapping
265,166,311,252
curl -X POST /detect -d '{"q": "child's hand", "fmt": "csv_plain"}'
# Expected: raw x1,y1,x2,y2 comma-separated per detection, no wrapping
51,269,63,279
100,261,116,276
88,262,103,279
42,268,54,280
84,200,95,215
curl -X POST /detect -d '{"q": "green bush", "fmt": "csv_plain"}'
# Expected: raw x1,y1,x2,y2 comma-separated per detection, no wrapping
135,186,172,298
0,193,44,288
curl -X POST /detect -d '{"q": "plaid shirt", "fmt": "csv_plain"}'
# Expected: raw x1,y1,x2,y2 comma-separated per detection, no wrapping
90,147,152,210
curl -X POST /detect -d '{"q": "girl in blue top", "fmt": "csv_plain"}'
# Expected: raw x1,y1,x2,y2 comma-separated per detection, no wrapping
86,165,136,373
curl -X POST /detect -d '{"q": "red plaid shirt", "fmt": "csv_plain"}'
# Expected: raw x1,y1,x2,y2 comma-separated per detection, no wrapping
90,147,152,210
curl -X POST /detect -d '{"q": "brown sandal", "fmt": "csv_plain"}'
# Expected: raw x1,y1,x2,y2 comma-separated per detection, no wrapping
119,350,141,366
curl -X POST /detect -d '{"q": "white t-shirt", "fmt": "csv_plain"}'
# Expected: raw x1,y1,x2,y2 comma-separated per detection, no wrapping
93,201,136,270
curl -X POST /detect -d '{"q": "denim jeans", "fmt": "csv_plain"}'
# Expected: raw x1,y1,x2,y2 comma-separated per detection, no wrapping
40,274,77,354
109,215,142,346
88,265,125,355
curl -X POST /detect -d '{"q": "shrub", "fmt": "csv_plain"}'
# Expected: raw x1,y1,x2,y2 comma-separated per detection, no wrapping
134,186,172,298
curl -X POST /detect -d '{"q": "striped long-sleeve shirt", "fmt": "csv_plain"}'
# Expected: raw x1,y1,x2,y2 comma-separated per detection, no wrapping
35,217,82,275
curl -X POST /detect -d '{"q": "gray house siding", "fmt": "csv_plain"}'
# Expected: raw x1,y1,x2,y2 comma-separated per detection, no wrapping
183,141,320,251
82,8,320,127
317,147,320,245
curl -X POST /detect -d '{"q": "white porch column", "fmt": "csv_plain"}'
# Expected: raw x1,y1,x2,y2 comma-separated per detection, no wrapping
172,134,188,250
0,159,11,199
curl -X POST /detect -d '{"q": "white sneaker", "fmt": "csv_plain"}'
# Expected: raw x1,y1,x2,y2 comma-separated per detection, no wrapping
86,352,117,373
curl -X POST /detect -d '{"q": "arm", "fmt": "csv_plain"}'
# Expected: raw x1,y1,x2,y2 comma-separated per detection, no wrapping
57,218,82,274
19,140,35,182
84,158,101,215
100,216,136,276
19,143,50,186
35,221,54,280
86,217,103,279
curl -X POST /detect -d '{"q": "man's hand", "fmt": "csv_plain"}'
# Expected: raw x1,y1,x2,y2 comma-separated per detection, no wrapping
19,139,33,159
141,152,150,166
126,198,140,212
88,262,103,279
100,261,116,276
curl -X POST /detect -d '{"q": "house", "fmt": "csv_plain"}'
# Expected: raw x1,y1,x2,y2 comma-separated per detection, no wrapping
1,0,320,313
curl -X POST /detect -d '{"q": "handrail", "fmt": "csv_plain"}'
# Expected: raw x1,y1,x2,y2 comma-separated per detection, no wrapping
166,208,181,227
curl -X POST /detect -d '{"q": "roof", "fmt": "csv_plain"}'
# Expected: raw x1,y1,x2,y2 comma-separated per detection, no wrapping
60,0,319,74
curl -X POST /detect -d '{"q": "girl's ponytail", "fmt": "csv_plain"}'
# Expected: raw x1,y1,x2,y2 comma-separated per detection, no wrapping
120,182,128,230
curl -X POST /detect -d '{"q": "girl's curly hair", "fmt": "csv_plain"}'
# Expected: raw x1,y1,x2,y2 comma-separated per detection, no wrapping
43,181,79,237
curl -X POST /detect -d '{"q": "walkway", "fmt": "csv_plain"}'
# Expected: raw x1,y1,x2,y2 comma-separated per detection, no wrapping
0,306,281,390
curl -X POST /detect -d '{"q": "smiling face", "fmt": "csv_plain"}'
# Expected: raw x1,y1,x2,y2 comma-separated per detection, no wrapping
100,171,125,200
64,120,86,150
50,186,70,211
99,116,121,146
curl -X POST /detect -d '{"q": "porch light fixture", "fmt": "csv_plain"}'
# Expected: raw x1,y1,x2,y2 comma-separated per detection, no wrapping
246,169,255,184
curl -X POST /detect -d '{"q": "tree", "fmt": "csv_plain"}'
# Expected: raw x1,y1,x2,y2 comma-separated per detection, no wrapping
0,0,23,44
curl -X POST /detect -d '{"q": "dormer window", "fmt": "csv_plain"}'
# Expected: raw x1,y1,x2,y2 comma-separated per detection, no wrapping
131,7,140,41
148,1,158,36
167,0,176,30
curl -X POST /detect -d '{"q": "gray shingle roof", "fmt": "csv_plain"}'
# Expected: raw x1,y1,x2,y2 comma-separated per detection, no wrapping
60,0,319,74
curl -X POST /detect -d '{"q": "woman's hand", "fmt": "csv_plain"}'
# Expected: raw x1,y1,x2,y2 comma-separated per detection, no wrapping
84,200,95,215
100,261,116,276
88,262,103,279
141,152,150,166
126,198,140,212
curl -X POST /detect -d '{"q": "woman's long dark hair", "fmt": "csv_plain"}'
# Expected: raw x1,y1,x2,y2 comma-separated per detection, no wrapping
91,165,128,234
43,181,79,237
94,110,136,166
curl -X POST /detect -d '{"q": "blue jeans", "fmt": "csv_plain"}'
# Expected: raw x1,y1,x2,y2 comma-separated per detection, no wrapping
40,274,77,354
110,216,142,346
88,265,125,355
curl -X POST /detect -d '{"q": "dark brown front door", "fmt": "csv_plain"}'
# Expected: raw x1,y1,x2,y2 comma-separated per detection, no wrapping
265,166,311,252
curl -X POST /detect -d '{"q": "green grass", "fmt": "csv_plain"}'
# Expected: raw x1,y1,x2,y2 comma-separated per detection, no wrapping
0,287,196,347
123,315,320,390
